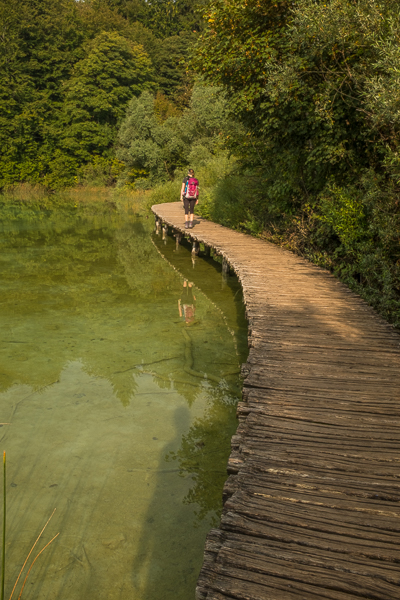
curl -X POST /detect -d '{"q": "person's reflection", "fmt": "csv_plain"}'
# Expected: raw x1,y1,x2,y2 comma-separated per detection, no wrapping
178,280,196,325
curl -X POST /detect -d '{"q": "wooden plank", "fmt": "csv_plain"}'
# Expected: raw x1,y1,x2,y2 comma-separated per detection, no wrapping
152,203,400,600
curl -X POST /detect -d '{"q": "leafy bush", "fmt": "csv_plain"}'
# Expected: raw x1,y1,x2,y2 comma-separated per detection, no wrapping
148,179,182,207
117,84,235,186
191,0,400,327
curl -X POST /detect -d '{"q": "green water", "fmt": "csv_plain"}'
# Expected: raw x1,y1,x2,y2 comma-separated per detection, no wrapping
0,199,248,600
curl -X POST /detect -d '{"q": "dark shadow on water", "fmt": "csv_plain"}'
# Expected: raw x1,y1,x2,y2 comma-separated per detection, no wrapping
165,385,238,526
130,404,209,600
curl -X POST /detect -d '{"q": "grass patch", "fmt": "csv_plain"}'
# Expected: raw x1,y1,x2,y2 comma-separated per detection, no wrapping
0,185,151,216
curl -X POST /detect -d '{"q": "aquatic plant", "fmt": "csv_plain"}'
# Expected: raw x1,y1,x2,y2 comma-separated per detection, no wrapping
1,452,59,600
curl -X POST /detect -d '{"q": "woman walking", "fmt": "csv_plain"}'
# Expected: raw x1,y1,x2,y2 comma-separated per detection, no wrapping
181,168,199,229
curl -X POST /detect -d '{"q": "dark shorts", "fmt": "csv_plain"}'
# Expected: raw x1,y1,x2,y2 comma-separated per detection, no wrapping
182,286,195,303
183,198,196,215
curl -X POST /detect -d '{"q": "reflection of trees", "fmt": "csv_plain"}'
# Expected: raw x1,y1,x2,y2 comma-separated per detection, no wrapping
0,200,179,404
151,230,248,524
166,385,239,526
0,199,129,313
130,405,195,600
115,218,178,298
0,199,246,411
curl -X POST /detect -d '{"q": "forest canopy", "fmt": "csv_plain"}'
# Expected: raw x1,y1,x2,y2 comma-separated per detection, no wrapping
189,0,400,327
0,0,199,188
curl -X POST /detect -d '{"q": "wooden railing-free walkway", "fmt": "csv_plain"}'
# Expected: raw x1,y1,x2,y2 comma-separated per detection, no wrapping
152,202,400,600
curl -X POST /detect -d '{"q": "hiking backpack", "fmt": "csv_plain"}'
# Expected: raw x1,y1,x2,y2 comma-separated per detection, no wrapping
185,177,199,199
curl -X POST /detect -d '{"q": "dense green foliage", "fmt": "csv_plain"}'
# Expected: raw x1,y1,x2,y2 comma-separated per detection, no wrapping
0,0,198,188
188,0,400,326
115,0,204,38
117,84,235,185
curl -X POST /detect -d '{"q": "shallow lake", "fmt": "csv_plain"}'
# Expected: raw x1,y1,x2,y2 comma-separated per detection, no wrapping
0,199,248,600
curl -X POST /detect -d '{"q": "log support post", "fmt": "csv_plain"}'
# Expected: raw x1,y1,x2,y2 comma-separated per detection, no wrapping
222,258,229,274
192,241,200,255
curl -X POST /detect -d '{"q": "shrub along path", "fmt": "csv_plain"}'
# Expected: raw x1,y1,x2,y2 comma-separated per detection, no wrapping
152,202,400,600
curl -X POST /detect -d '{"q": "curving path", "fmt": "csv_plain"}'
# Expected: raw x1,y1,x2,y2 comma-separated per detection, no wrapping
152,202,400,600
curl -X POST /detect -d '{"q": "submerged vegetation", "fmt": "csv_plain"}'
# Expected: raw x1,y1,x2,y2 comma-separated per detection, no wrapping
1,453,59,600
1,0,399,326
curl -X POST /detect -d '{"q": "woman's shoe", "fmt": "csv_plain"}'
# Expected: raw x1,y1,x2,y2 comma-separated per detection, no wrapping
189,221,193,228
185,222,189,229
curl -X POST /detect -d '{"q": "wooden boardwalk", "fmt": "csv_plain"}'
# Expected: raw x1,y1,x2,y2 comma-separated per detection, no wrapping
152,202,400,600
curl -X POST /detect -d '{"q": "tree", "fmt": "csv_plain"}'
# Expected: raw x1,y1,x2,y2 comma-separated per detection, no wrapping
116,0,205,38
192,0,400,325
55,31,154,169
0,0,161,188
117,84,231,185
192,0,291,114
117,90,184,183
0,0,84,186
152,31,196,100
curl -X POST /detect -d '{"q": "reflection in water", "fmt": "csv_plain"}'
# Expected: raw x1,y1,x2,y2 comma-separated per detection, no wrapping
153,232,247,529
131,405,195,600
179,281,197,325
166,387,238,526
0,199,248,600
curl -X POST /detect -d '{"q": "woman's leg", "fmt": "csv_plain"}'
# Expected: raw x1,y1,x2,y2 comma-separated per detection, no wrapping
183,199,190,227
189,200,196,227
